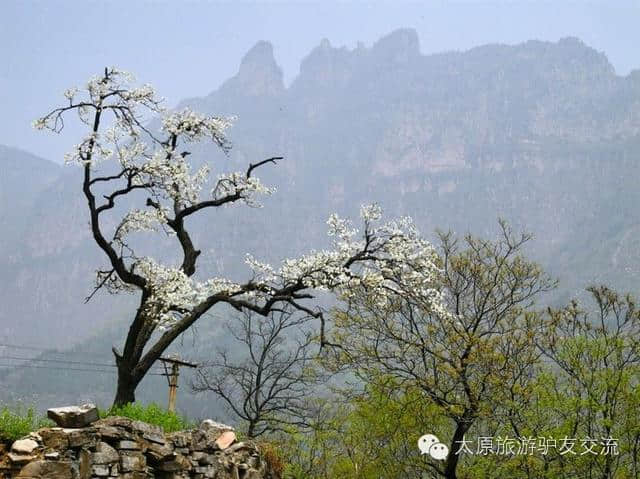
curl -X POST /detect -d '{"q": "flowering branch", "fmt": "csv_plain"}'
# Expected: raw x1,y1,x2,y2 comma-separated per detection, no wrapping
34,67,447,406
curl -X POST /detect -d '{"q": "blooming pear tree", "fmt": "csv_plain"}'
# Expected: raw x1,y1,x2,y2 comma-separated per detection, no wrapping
35,68,447,406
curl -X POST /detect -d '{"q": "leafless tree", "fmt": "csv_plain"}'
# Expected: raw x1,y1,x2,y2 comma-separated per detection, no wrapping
192,308,323,437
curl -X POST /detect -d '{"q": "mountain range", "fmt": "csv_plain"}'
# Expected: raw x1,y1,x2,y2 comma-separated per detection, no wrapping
1,29,639,416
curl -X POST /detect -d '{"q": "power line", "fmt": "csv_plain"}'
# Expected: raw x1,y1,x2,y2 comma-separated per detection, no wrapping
0,342,51,351
0,343,191,376
0,355,117,368
0,364,115,374
0,342,119,359
0,342,88,353
0,356,165,373
0,363,165,376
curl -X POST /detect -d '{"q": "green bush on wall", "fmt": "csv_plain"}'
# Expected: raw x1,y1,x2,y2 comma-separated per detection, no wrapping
0,405,52,443
101,402,194,433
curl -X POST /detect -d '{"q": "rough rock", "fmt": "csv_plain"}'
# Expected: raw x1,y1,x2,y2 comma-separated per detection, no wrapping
215,431,236,450
16,460,73,478
92,442,119,465
9,441,37,456
199,419,234,433
46,404,99,428
0,414,278,479
6,454,34,465
39,429,69,450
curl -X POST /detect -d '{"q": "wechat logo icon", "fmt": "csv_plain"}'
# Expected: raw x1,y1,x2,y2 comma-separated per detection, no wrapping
418,433,449,460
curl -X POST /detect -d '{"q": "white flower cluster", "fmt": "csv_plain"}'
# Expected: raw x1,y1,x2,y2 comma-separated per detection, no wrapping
33,70,238,210
63,132,113,165
64,87,79,101
86,68,136,102
32,118,48,130
162,108,233,146
120,84,157,104
118,205,447,328
34,69,451,330
245,254,277,283
214,172,276,207
133,149,211,206
250,204,449,313
106,127,149,168
114,208,170,246
133,258,240,327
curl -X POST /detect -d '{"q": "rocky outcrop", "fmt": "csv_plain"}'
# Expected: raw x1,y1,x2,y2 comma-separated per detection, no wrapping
224,41,285,97
0,413,278,478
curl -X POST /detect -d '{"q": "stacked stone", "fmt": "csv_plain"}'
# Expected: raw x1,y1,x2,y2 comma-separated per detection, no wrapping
0,405,275,479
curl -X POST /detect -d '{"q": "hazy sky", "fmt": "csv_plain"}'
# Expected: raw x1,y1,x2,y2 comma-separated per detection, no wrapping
2,1,639,163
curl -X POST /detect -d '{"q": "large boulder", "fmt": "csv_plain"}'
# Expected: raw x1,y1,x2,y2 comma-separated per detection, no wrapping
46,404,99,428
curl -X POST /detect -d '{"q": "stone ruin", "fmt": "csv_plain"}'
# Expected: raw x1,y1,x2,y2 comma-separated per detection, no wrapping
0,405,280,478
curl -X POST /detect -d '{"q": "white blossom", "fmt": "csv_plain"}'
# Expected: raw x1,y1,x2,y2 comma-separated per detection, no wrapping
35,68,451,335
245,254,277,283
214,172,276,207
360,203,382,222
32,118,47,130
63,132,113,165
133,258,241,326
63,87,79,101
246,205,449,313
114,208,170,245
135,149,210,206
114,204,449,328
162,108,233,147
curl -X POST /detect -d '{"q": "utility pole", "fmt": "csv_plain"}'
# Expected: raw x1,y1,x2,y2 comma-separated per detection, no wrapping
160,356,198,412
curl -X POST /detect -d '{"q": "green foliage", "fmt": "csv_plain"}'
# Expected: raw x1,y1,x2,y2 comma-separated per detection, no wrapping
101,402,194,432
0,405,52,443
280,285,640,479
280,381,450,479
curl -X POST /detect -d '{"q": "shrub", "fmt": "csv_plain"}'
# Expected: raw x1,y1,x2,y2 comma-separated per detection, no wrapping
0,406,52,443
101,402,193,432
257,441,286,478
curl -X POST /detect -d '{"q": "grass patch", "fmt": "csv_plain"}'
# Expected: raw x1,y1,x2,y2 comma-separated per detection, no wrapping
0,406,52,443
101,402,194,432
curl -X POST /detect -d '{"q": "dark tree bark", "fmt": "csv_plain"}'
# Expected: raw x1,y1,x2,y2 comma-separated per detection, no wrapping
113,369,139,406
443,419,471,479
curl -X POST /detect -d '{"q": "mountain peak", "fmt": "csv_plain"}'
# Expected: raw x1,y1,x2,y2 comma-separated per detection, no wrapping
232,41,284,96
371,28,420,64
239,41,277,71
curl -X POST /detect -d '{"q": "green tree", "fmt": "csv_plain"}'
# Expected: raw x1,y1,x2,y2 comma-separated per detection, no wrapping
535,286,640,479
329,222,556,479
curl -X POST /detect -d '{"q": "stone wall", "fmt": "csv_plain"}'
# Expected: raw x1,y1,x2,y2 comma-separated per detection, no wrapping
0,408,279,479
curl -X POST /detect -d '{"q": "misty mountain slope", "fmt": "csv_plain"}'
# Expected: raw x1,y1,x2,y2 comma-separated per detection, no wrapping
1,30,640,413
0,145,60,257
181,29,640,290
